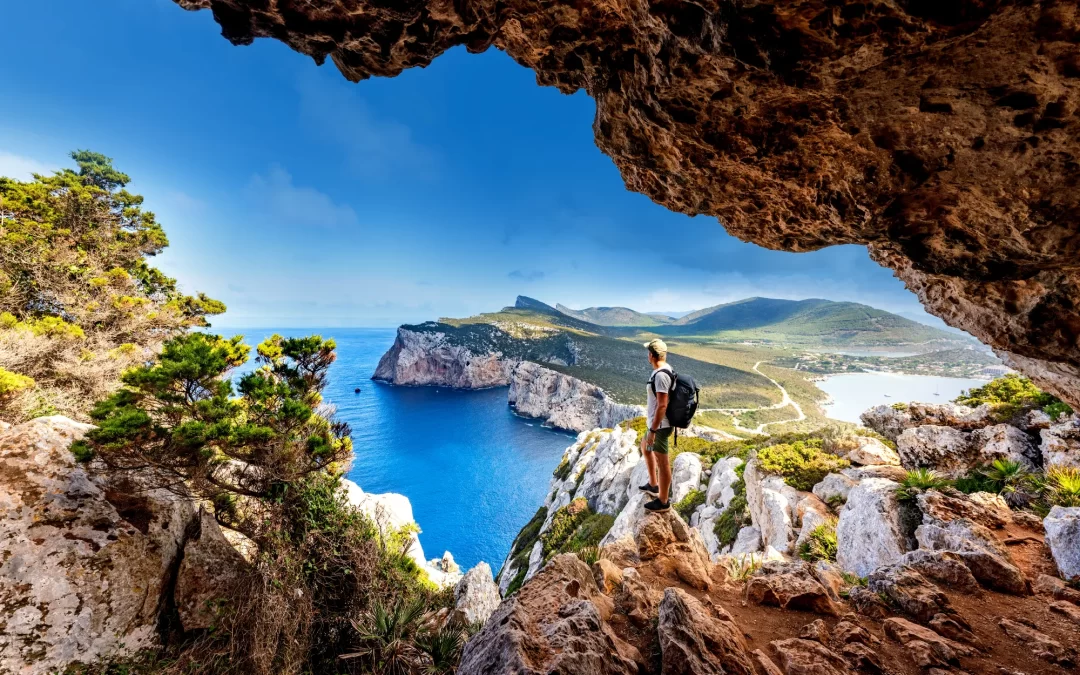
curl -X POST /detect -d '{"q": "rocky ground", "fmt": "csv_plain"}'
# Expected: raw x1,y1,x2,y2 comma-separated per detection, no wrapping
480,400,1080,674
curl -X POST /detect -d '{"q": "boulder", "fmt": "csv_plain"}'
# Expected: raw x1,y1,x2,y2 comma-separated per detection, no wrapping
768,638,851,675
1020,409,1053,432
1044,506,1080,580
916,489,1011,531
634,511,713,590
175,507,248,632
696,505,723,560
835,478,908,577
1033,573,1080,604
882,617,975,667
706,456,743,509
671,452,703,504
1041,417,1080,468
745,459,796,555
746,563,838,615
752,649,786,675
811,473,857,504
997,617,1075,667
896,425,977,478
798,619,830,644
0,417,196,675
454,562,501,626
861,403,994,442
896,550,981,595
970,424,1039,470
615,567,661,627
847,437,900,467
592,558,623,595
657,588,755,675
868,566,955,623
794,496,833,552
572,426,641,516
730,526,762,555
458,554,639,675
1050,600,1080,626
599,460,651,547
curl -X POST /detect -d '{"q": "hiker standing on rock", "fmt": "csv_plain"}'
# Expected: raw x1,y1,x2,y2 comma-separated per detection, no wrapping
640,338,674,512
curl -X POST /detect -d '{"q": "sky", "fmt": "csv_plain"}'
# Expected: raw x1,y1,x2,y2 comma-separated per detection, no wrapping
1,0,937,328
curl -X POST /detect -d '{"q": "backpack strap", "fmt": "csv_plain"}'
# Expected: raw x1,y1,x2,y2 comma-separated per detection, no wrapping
648,366,676,394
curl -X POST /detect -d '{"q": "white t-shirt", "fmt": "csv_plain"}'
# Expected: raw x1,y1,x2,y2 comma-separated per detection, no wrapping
647,364,673,430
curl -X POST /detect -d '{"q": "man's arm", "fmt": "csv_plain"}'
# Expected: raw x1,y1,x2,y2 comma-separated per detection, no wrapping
650,391,669,432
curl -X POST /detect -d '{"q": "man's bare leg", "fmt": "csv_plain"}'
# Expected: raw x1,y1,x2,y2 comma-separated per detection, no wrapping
643,447,658,488
656,453,672,505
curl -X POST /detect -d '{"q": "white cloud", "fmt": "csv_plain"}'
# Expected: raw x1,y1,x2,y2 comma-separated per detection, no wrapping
247,166,359,230
0,151,56,181
296,77,437,177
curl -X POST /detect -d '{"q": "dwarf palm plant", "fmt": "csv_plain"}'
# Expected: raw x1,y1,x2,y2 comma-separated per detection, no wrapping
982,459,1033,507
895,468,951,502
1047,466,1080,508
341,598,429,675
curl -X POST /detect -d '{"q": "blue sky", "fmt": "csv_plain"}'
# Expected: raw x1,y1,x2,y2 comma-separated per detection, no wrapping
1,0,935,328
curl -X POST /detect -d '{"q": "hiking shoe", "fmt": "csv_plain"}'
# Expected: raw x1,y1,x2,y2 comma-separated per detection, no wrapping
644,498,670,513
639,482,659,495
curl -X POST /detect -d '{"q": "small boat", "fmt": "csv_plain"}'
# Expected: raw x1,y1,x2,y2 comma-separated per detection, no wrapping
883,394,892,398
354,387,361,393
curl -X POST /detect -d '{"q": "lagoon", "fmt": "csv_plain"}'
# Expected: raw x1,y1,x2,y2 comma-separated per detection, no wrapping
818,371,988,424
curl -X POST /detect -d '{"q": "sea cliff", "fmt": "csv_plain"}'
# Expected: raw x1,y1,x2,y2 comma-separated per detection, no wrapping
373,327,642,432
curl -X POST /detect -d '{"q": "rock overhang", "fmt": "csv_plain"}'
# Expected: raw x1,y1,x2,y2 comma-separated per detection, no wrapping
175,0,1080,404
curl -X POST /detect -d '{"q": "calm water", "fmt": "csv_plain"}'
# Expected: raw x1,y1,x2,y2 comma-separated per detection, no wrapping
818,371,988,424
230,328,572,569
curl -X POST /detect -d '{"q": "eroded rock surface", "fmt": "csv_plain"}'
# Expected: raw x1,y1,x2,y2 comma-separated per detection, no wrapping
0,417,195,674
176,1,1080,405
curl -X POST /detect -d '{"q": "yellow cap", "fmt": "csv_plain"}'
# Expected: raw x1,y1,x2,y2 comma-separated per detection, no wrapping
643,338,668,354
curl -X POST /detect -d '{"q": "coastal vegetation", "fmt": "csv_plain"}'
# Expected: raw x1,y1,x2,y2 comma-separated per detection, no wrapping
756,439,850,491
72,330,451,674
0,152,225,424
954,373,1072,421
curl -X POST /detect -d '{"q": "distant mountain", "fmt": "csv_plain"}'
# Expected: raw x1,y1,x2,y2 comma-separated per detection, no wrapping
513,295,559,314
555,303,669,327
661,297,965,346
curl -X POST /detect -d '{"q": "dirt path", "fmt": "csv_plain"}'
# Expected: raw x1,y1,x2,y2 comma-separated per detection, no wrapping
700,361,805,434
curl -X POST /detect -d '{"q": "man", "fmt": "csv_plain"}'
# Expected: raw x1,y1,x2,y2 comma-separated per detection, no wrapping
639,338,674,512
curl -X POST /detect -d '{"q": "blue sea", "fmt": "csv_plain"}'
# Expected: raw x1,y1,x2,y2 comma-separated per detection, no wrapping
230,328,572,570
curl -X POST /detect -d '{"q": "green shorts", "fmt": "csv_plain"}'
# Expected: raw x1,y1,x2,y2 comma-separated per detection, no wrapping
647,427,674,455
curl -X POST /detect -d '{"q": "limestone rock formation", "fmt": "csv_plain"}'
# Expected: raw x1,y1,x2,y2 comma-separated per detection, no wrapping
670,451,703,504
176,0,1080,405
657,588,755,675
971,423,1041,469
1041,416,1080,468
896,425,978,477
458,554,640,675
373,327,513,388
340,479,463,587
454,562,502,626
812,472,857,504
0,417,195,674
175,507,248,632
1043,506,1080,580
836,478,908,577
744,459,797,555
862,403,994,442
508,362,642,432
706,456,743,509
846,436,901,467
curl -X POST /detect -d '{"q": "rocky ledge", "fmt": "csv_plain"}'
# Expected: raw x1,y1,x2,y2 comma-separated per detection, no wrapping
0,416,492,675
374,327,642,432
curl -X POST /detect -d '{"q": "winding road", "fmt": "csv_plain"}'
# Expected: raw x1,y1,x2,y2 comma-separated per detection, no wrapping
700,361,805,435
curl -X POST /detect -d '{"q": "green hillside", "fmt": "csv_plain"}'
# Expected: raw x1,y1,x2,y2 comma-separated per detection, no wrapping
658,297,967,347
555,303,668,327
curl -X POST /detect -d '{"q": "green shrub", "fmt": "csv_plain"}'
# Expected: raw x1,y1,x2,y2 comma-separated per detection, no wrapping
713,479,750,548
955,373,1067,423
890,402,909,411
1044,401,1073,421
541,498,590,559
895,468,951,501
798,522,838,563
757,439,849,491
566,513,615,552
552,456,572,481
1046,466,1080,508
674,489,706,521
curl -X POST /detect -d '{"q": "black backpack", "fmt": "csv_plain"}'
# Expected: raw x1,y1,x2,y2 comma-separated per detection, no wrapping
648,367,700,432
